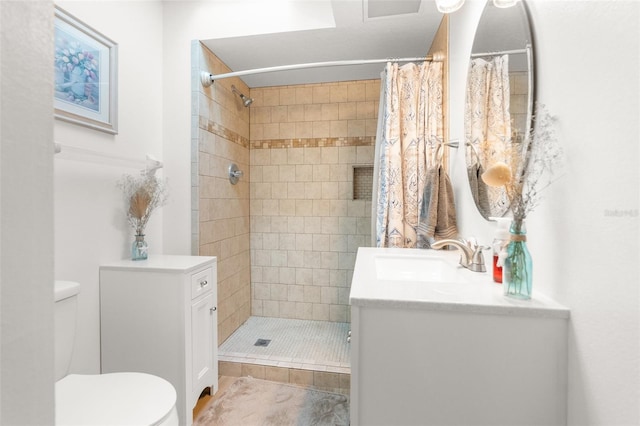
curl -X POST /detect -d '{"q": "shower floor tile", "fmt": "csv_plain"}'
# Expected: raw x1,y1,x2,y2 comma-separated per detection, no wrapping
219,316,351,373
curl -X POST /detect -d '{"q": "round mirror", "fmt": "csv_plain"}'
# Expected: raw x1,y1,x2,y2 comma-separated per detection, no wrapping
464,0,535,220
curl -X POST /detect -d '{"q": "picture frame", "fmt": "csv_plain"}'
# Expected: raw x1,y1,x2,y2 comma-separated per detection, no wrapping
54,6,118,134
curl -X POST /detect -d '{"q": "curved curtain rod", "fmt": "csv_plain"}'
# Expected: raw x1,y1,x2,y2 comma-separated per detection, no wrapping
470,45,530,58
200,55,441,87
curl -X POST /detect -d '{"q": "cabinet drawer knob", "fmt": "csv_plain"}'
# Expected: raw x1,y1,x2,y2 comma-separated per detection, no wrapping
200,280,208,287
210,307,217,314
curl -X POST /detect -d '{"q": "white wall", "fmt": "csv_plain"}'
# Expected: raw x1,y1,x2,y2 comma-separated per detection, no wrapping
451,1,639,424
0,1,55,423
54,0,164,374
449,0,491,241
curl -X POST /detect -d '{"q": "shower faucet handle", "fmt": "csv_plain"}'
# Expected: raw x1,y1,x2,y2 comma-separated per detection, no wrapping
228,163,243,184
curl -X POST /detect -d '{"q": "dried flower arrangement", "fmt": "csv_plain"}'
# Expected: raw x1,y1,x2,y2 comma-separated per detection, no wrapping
482,103,564,230
118,173,169,236
481,103,564,298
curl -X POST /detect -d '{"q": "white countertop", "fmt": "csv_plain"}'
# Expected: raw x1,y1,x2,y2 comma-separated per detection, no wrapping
100,255,216,273
349,247,570,319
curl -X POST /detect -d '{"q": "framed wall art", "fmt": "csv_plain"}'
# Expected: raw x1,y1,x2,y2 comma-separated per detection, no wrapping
54,6,118,134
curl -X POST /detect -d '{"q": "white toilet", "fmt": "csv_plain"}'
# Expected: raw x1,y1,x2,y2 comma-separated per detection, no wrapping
55,280,179,426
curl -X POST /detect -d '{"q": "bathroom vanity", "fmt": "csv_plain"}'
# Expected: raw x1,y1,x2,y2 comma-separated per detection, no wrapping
100,255,217,426
349,247,569,426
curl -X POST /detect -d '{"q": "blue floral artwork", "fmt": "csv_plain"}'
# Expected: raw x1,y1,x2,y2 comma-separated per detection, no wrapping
53,6,118,134
54,27,101,112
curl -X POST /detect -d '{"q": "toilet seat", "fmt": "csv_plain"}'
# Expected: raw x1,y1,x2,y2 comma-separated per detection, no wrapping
55,372,178,426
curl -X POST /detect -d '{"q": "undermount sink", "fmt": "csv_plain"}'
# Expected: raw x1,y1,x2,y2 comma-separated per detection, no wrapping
374,253,468,284
349,248,482,305
350,247,570,324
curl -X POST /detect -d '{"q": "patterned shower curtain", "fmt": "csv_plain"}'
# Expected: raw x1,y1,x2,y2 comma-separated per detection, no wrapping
374,61,443,248
464,55,512,216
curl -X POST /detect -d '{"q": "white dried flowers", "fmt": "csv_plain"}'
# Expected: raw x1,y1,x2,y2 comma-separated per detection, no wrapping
482,103,564,230
118,173,169,236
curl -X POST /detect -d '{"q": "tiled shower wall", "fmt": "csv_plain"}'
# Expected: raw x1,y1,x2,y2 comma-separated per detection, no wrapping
193,42,251,343
248,81,379,322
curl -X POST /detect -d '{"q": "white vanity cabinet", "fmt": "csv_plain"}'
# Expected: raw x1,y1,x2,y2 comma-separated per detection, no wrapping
349,248,570,426
100,255,218,426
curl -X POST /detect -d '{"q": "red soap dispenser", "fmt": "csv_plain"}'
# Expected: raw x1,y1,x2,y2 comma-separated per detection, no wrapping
491,217,511,284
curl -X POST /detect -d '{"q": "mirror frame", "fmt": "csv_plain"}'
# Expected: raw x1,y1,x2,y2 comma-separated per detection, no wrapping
464,0,536,220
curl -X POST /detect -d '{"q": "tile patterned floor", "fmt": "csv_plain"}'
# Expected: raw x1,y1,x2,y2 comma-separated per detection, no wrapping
219,316,351,374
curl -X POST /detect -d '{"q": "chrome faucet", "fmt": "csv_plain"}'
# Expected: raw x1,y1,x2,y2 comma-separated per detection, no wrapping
431,238,488,272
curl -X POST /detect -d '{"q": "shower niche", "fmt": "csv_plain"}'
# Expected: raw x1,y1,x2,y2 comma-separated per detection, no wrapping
353,166,374,201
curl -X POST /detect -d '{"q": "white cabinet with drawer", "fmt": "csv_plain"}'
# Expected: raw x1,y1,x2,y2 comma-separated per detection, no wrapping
100,255,217,426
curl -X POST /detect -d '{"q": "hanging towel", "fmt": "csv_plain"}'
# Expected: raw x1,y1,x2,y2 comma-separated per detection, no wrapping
467,162,491,216
417,166,459,248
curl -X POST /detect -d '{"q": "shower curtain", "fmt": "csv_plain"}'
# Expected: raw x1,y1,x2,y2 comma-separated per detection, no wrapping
464,55,512,216
372,61,444,248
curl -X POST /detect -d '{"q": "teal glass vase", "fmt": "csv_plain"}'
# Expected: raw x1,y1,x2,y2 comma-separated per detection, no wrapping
131,234,148,261
503,220,532,299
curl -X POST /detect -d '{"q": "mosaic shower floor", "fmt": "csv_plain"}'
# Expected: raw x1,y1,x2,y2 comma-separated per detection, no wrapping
219,316,351,374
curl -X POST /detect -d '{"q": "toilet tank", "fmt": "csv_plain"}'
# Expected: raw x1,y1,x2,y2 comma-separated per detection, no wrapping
54,280,80,381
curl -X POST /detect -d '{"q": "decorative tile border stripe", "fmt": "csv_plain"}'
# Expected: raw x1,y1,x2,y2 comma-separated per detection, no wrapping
250,136,375,150
198,114,374,150
199,116,249,149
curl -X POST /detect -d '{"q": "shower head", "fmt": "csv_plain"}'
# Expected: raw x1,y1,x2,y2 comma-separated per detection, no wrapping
239,93,253,107
231,85,253,107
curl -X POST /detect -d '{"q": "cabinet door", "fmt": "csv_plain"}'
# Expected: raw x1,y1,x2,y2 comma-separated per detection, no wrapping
191,292,216,402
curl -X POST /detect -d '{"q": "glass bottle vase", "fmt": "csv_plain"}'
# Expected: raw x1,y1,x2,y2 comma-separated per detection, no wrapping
131,234,148,261
503,220,532,299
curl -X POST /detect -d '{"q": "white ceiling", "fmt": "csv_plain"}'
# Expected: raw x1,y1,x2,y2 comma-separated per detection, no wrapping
200,0,444,88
